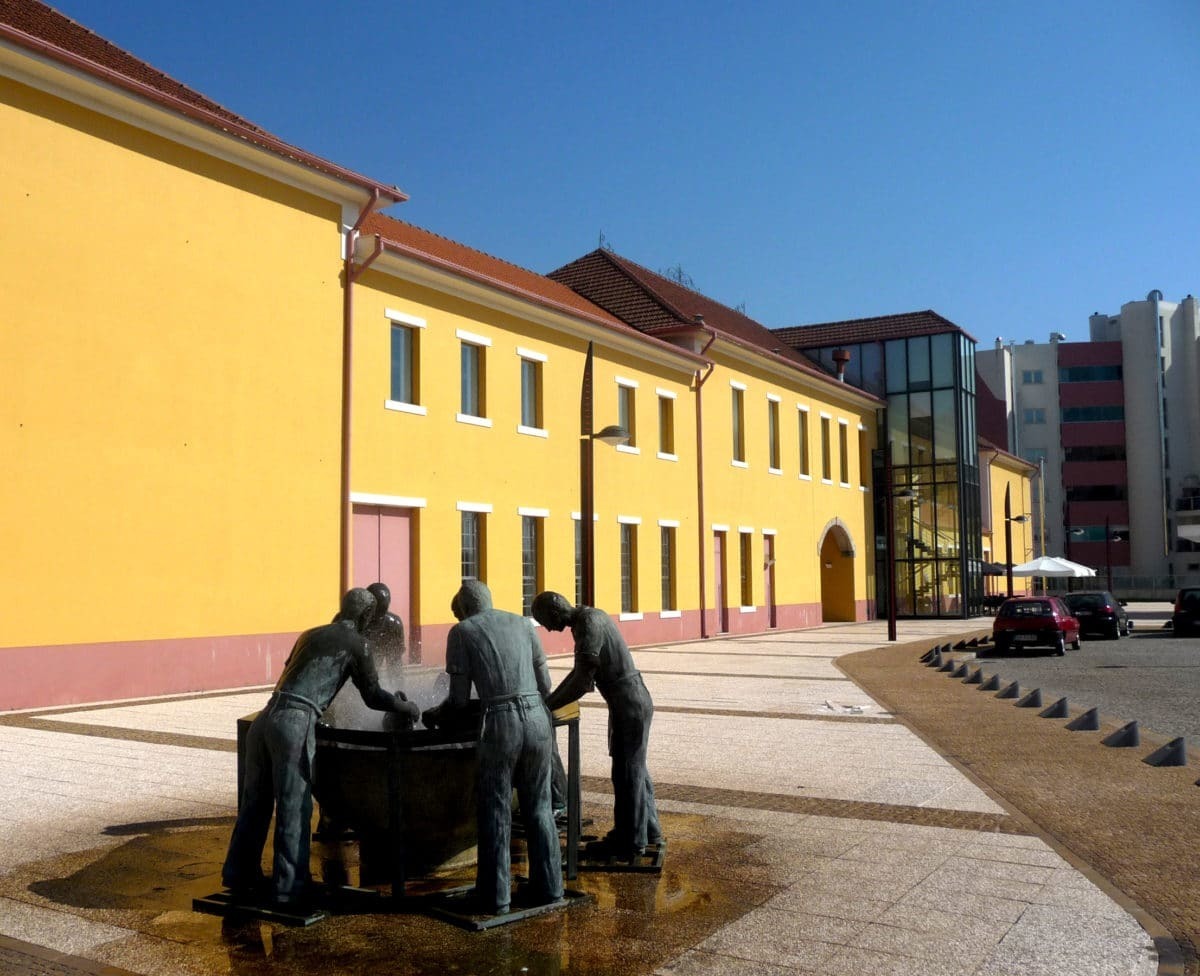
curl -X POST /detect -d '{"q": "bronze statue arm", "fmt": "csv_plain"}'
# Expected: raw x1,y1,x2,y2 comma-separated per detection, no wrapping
545,657,597,712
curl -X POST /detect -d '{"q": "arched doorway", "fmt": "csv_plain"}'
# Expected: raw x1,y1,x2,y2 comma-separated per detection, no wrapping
818,520,856,622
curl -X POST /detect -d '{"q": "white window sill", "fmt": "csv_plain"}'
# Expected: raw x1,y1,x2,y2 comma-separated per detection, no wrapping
821,478,833,485
659,609,682,619
731,459,749,469
386,400,426,416
457,413,493,428
860,485,869,493
839,481,851,488
657,452,678,462
739,606,757,614
517,425,548,438
799,473,812,481
619,612,643,622
616,444,641,455
768,467,783,476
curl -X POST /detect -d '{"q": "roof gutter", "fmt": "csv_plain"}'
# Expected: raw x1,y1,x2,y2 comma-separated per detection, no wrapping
338,202,383,596
693,321,718,639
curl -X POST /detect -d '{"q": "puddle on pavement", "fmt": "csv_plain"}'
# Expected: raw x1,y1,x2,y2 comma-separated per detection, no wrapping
18,813,770,976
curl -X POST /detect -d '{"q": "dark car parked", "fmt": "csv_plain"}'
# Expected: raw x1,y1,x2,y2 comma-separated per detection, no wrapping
992,596,1081,656
1173,587,1200,636
1061,591,1130,640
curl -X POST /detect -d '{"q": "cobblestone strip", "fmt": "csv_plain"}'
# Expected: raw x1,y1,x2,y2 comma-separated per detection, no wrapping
0,935,137,976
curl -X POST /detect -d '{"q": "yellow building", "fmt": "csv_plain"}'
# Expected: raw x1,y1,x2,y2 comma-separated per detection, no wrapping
1,2,403,707
981,443,1038,596
1,3,1033,708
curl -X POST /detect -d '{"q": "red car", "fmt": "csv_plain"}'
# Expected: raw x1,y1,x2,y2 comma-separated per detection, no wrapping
992,597,1081,656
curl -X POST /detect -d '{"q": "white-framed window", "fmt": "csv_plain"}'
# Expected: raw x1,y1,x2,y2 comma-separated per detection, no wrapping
820,414,832,482
1022,369,1044,385
458,504,490,583
739,529,754,608
798,406,811,478
1023,407,1046,425
458,329,491,425
858,423,871,490
518,349,545,435
386,310,426,415
659,521,677,613
767,395,781,472
519,510,546,616
838,419,850,486
619,516,640,616
617,377,638,452
657,389,676,459
731,382,746,465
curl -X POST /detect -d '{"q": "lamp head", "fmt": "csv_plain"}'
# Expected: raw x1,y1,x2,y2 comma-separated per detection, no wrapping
594,424,630,447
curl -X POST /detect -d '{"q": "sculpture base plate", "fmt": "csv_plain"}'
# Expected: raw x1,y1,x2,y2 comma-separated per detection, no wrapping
192,891,327,927
427,888,592,931
576,839,665,873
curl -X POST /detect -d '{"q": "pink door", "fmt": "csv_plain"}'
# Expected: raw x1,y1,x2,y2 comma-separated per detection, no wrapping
714,532,729,633
353,504,416,659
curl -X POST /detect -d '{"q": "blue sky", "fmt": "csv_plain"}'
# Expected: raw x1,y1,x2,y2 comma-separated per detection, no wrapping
52,0,1199,343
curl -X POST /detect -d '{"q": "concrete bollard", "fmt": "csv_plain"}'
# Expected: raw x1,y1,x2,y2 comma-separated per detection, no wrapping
927,651,944,668
1016,688,1043,708
1066,708,1100,731
997,681,1020,700
1040,697,1070,719
919,647,937,664
952,661,969,678
954,640,967,650
939,659,956,673
964,668,983,685
980,674,1001,691
1143,738,1187,767
1102,721,1140,748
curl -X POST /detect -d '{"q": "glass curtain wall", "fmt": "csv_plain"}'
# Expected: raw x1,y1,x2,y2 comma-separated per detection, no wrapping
853,332,980,618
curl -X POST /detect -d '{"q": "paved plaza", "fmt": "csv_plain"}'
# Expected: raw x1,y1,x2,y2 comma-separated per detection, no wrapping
0,618,1169,975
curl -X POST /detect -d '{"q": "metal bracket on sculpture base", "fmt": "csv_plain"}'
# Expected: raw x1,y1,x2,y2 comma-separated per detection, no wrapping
192,891,328,927
575,839,666,873
426,888,592,931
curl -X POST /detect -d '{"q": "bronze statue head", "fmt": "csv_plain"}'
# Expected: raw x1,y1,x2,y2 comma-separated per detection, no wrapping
531,591,573,632
338,587,377,633
451,580,493,621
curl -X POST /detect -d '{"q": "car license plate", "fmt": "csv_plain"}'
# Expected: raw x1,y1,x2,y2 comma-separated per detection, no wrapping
1015,634,1038,643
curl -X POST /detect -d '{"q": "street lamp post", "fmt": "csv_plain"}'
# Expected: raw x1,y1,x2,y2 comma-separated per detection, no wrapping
580,341,629,607
1003,483,1030,598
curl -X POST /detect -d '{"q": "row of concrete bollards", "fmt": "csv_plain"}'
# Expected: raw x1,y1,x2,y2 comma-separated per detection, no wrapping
919,642,1194,779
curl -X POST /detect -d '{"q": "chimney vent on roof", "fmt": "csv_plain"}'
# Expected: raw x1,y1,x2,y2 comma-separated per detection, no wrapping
1049,332,1066,343
995,337,1004,349
832,348,851,382
693,314,705,325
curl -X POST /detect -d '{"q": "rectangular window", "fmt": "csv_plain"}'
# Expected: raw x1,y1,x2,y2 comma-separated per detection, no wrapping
618,383,637,448
858,425,870,488
520,515,543,616
838,421,849,484
767,398,781,471
798,408,810,476
461,341,485,417
1022,407,1046,425
660,525,676,611
658,394,675,456
732,387,746,463
519,357,541,429
390,324,418,405
1021,369,1044,385
739,531,753,606
620,523,638,614
1061,405,1125,423
461,511,485,582
820,416,832,481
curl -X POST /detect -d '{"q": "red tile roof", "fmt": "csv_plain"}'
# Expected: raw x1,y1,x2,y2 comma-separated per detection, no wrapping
774,311,976,349
549,250,872,397
1,0,406,203
360,217,707,364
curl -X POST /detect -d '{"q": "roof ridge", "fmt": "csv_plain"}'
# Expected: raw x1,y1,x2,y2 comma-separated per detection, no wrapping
775,310,943,333
602,248,763,328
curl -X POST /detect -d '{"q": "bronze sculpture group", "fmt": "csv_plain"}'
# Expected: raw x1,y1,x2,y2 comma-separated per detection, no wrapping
222,581,661,916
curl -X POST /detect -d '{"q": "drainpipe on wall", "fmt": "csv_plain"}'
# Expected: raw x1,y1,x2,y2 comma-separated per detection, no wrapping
693,317,718,639
339,190,381,596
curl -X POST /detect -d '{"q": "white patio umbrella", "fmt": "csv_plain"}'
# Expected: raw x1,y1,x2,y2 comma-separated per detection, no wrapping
1009,555,1097,577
